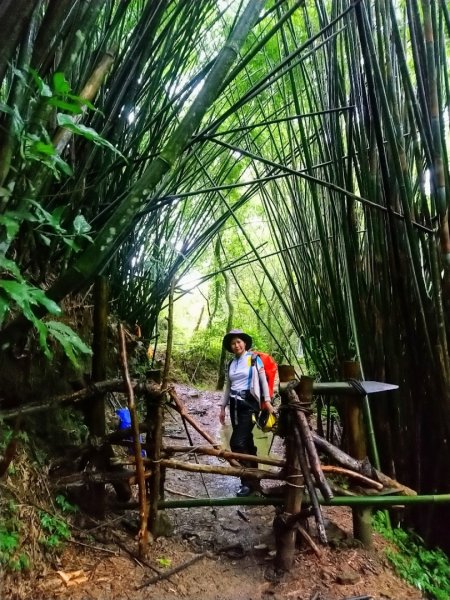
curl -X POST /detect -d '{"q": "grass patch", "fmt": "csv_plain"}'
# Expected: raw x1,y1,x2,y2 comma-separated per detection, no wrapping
374,511,450,600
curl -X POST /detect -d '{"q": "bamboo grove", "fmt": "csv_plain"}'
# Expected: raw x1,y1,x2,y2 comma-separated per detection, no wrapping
0,1,449,549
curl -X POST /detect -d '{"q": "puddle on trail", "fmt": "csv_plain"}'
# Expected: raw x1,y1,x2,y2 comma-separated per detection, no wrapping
220,424,276,470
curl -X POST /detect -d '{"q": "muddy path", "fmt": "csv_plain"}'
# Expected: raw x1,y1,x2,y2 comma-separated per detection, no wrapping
8,384,425,600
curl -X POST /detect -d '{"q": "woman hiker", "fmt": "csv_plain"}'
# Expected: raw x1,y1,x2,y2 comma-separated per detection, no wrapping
219,329,274,497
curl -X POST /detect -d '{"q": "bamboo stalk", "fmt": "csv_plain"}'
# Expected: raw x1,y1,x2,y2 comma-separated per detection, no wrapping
110,493,450,511
52,50,115,154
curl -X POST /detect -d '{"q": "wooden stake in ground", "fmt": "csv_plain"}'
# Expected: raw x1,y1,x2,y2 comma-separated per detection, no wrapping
118,323,148,556
146,386,165,538
274,379,306,572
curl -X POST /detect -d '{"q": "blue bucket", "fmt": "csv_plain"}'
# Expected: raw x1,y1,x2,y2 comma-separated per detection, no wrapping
116,408,132,429
115,408,146,457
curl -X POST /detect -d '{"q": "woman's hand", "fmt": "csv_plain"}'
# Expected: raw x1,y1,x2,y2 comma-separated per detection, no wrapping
219,407,226,425
261,400,274,413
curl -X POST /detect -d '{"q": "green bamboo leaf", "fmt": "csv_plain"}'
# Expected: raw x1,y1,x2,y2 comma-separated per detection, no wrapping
35,319,51,359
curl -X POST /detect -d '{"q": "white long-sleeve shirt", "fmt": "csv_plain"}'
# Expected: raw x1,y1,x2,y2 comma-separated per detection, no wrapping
221,351,271,407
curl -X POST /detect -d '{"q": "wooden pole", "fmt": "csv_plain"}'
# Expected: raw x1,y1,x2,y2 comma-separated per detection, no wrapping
118,324,148,557
146,385,164,539
168,387,218,447
343,360,373,548
274,379,305,572
87,276,108,517
158,458,281,480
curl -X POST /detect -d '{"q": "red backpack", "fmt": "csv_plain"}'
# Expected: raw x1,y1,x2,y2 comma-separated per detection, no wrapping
251,351,278,398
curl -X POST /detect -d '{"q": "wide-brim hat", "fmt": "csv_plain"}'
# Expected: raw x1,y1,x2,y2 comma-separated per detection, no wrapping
222,329,253,352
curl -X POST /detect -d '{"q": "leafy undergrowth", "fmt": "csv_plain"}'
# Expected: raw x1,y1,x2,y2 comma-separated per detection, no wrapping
0,427,76,580
374,511,450,600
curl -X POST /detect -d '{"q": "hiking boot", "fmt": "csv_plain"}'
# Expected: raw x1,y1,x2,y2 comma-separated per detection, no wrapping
236,485,252,497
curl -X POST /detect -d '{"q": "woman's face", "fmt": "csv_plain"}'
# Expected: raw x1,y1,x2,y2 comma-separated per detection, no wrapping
230,337,246,356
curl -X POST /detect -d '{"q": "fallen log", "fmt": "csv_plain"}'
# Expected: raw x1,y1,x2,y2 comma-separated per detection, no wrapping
53,469,151,486
0,379,159,421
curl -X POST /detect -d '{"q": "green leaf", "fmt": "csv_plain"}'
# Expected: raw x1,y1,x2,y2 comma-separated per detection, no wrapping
0,280,36,323
67,93,97,112
28,200,65,232
73,214,91,235
28,288,61,315
156,557,172,568
0,214,21,242
48,97,83,114
53,154,73,176
46,321,92,367
0,187,12,198
56,113,127,160
0,255,23,280
0,102,15,116
0,294,10,325
32,141,56,156
38,233,51,247
52,72,71,95
29,68,52,97
62,238,81,252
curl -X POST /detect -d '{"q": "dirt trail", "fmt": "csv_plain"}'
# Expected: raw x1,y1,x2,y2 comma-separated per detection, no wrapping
7,384,425,600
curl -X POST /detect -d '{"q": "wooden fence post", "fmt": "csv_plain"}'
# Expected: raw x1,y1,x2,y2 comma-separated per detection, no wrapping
343,360,373,548
145,371,164,538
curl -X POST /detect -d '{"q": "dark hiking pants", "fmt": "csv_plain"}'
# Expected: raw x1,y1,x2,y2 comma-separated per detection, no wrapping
229,391,259,489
